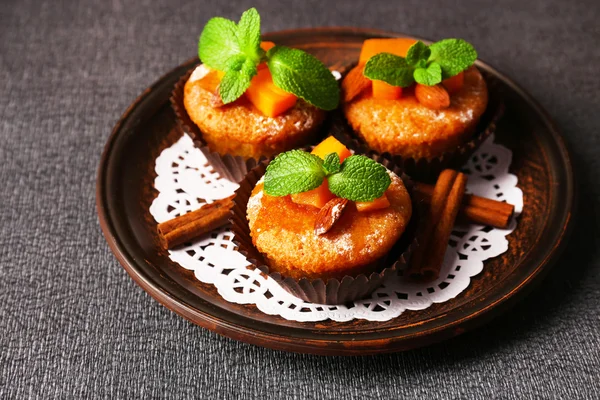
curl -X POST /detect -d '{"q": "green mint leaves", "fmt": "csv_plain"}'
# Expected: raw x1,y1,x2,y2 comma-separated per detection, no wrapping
429,39,478,79
219,57,257,104
198,8,339,109
198,18,243,72
264,150,325,196
327,156,391,202
198,9,262,104
406,41,430,67
413,62,442,86
364,38,477,87
362,53,415,88
267,46,339,110
264,150,391,202
322,153,340,175
236,8,262,63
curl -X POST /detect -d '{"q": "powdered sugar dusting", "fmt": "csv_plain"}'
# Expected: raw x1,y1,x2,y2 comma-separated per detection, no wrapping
247,190,263,222
189,64,211,83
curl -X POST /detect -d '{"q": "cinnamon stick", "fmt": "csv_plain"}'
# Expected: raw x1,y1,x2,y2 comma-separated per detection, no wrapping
407,170,467,281
418,173,468,280
157,195,234,249
407,170,459,280
413,182,514,228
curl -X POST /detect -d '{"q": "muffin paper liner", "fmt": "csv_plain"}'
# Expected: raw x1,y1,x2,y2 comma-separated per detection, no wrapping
334,69,505,182
170,66,264,182
230,156,420,305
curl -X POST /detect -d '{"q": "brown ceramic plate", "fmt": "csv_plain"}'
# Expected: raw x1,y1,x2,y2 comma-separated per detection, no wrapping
97,28,575,355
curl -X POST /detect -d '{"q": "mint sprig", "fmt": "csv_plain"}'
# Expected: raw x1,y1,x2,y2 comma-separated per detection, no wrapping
198,8,339,109
198,17,242,72
264,150,391,202
362,53,415,88
363,39,477,87
322,152,340,174
429,39,478,79
267,46,339,110
328,156,391,202
264,150,325,196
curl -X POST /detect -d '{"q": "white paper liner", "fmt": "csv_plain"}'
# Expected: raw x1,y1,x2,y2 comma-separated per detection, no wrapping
149,134,523,322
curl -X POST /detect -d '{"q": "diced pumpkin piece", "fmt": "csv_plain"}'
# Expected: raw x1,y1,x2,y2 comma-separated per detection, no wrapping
258,42,276,70
372,80,403,100
355,193,391,212
245,68,297,117
290,180,335,209
311,136,352,162
197,69,225,93
260,41,276,52
442,71,464,94
359,38,418,64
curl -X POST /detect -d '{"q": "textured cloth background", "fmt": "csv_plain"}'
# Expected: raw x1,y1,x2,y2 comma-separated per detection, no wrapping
1,0,599,398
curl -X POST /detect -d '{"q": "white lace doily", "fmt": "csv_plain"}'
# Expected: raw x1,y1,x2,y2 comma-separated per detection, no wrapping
149,134,523,322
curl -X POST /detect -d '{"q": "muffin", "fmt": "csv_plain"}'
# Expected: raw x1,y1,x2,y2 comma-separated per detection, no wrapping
183,64,325,159
247,171,411,280
341,37,490,161
175,8,339,162
244,136,412,281
345,66,488,160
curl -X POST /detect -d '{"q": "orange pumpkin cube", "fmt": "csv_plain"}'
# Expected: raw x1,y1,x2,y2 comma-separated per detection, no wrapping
372,80,403,100
260,41,276,52
359,38,418,64
290,180,335,209
258,42,276,70
442,71,465,94
311,136,352,162
245,68,297,117
355,193,391,212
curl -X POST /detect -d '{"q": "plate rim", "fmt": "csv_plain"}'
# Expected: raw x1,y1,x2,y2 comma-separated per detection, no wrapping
97,27,576,355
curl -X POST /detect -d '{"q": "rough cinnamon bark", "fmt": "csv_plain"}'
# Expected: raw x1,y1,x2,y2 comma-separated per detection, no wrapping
157,195,234,249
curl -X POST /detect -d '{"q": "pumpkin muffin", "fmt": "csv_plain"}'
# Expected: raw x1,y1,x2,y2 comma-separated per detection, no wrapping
342,37,488,160
179,8,339,161
245,137,412,280
344,66,488,160
184,65,325,159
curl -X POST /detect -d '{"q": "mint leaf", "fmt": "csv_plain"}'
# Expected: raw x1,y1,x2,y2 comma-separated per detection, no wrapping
363,53,415,88
237,8,262,63
266,46,340,110
264,150,325,196
328,155,391,202
413,61,442,86
428,39,477,78
219,57,257,104
322,152,341,175
406,41,430,67
198,17,241,71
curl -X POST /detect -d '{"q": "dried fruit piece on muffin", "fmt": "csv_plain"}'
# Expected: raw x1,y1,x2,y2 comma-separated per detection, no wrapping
246,137,412,280
342,38,488,160
184,8,340,159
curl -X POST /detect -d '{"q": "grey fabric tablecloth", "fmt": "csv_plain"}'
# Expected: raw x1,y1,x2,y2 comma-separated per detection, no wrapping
1,0,599,398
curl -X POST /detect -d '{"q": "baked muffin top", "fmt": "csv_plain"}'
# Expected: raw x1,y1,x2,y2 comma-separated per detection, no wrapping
343,66,488,159
184,65,325,147
247,172,412,280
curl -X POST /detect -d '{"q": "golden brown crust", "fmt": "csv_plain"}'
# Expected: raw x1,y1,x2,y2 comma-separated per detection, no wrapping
247,173,412,280
183,66,326,159
343,67,488,160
